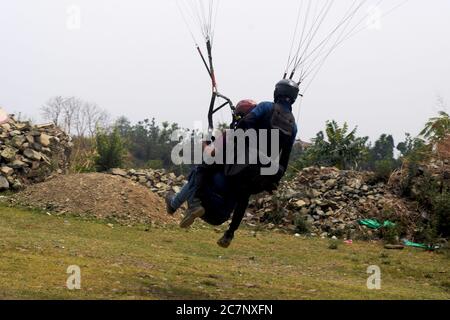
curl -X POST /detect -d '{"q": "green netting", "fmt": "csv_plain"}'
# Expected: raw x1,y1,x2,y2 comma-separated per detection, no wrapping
402,240,432,250
358,219,396,230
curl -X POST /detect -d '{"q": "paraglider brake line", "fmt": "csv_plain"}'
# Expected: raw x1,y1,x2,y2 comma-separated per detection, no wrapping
195,40,234,130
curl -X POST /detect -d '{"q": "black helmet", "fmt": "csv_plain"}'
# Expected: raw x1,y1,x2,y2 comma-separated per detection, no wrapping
274,79,300,104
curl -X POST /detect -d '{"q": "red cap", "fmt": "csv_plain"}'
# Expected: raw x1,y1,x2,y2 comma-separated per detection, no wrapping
235,99,257,117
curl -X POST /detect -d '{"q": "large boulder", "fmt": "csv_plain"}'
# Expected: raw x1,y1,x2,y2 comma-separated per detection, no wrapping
23,149,42,161
38,134,51,147
11,135,26,148
0,166,14,176
0,176,9,190
1,147,17,162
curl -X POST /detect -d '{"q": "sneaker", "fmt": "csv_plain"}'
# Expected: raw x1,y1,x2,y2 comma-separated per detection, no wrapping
217,232,234,248
165,192,176,215
180,205,205,229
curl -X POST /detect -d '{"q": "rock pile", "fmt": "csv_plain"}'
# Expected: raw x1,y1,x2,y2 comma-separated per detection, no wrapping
108,166,425,239
109,168,187,195
246,167,423,238
389,157,450,198
0,116,72,191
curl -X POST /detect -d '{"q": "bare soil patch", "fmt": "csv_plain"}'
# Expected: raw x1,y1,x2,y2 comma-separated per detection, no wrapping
12,173,177,225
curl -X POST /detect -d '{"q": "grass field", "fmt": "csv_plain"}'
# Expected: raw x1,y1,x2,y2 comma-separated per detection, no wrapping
0,204,449,300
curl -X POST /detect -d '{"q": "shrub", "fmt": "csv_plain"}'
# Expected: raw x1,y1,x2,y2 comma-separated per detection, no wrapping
373,159,396,182
146,159,164,170
328,240,339,250
261,196,286,225
381,226,400,245
294,215,311,234
95,127,125,172
262,209,285,225
69,136,97,173
432,191,450,237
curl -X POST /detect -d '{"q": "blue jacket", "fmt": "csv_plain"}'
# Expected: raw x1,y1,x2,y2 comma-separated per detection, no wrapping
237,100,298,172
247,101,298,146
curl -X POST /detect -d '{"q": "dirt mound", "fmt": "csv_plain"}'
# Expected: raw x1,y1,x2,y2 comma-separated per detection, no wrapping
12,173,177,225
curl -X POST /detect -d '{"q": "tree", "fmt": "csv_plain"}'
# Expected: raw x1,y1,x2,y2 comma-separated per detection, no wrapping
362,134,399,180
41,96,65,127
319,121,369,170
292,121,369,170
41,96,110,137
115,116,132,137
62,97,83,135
370,134,395,162
74,102,89,137
95,127,125,171
127,118,175,163
84,103,109,137
397,133,427,159
420,111,450,145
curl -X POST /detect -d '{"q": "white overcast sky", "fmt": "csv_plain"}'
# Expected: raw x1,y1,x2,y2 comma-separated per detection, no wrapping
0,0,449,144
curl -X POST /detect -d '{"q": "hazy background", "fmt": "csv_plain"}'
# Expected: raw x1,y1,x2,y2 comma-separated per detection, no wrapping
0,0,449,144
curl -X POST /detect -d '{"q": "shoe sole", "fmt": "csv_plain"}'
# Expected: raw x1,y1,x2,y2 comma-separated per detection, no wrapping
180,207,205,229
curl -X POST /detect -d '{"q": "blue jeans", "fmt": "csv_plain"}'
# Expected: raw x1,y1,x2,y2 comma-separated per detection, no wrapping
171,167,200,210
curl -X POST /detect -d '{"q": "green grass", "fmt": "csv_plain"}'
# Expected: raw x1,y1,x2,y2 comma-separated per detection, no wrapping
0,204,449,300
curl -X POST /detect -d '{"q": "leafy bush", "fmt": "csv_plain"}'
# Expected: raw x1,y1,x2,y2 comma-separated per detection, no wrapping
396,112,450,240
402,167,449,240
328,240,339,250
420,111,450,144
432,191,450,237
381,225,400,245
146,160,164,170
95,127,125,172
290,120,369,172
262,209,285,225
261,196,286,225
294,215,311,234
69,136,97,173
373,159,396,182
115,117,183,172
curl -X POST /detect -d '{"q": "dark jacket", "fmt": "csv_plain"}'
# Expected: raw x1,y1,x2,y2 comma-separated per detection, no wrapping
224,100,298,235
236,100,298,172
